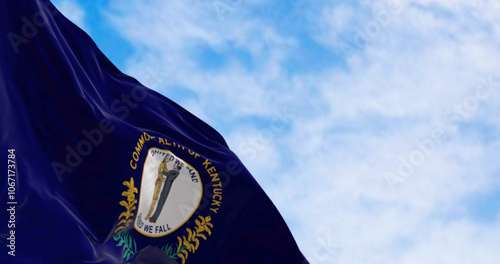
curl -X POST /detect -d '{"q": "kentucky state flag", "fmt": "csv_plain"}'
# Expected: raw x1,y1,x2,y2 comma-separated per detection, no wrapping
0,1,308,263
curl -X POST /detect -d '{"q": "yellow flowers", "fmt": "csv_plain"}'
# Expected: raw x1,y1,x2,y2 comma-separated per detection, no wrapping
114,178,213,264
175,215,213,264
115,177,138,233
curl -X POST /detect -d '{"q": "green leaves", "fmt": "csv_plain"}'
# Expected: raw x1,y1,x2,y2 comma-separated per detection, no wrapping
161,243,176,258
113,231,137,261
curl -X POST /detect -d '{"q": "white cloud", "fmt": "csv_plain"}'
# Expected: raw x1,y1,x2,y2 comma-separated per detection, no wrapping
52,0,88,32
100,0,500,263
104,0,297,121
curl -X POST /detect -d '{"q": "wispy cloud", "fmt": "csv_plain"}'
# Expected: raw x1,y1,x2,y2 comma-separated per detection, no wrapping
53,0,87,31
58,0,500,263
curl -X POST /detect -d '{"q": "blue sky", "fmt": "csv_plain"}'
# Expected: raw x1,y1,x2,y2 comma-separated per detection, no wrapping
53,0,500,263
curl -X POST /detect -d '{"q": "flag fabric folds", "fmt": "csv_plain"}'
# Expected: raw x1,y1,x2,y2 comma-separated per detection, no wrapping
0,1,308,263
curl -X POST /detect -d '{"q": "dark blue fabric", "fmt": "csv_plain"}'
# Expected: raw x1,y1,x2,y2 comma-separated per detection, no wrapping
0,1,308,263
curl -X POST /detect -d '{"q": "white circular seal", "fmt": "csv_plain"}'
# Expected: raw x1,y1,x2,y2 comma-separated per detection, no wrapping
134,148,202,237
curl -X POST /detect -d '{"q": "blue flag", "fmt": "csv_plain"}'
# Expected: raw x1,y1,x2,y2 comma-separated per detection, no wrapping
0,1,308,263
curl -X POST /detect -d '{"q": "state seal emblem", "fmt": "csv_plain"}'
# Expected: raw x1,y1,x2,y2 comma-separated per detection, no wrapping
134,148,203,237
114,133,221,263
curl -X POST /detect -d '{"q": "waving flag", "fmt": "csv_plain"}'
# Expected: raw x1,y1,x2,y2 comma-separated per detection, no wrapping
0,1,307,263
